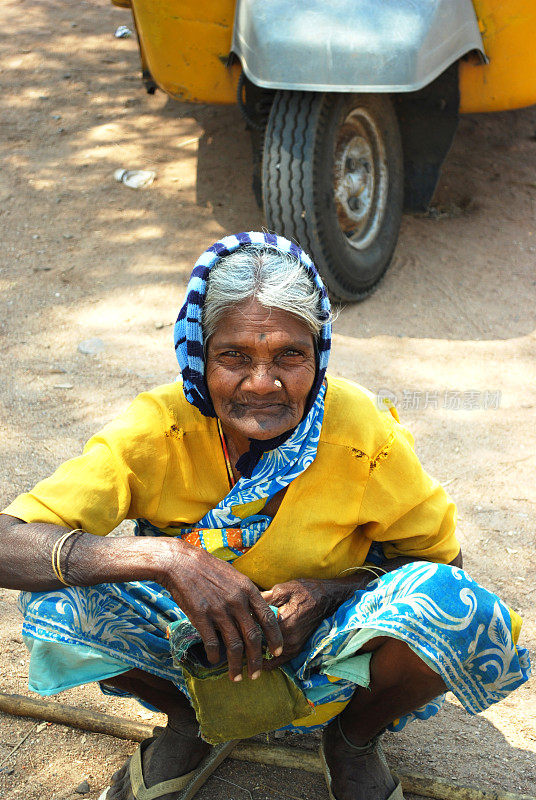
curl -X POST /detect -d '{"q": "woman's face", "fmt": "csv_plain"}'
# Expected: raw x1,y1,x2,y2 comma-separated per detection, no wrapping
206,298,316,450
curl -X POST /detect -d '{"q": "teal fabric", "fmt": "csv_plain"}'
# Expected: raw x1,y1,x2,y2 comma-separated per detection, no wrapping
322,652,372,687
24,636,127,695
320,628,439,686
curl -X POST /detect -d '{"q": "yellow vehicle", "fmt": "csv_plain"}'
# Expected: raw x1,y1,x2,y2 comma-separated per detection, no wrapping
112,0,536,300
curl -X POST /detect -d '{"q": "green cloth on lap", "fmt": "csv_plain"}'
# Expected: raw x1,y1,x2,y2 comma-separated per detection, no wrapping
181,661,313,744
168,615,313,743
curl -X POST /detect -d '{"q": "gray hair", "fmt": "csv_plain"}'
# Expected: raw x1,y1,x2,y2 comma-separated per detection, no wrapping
203,245,328,345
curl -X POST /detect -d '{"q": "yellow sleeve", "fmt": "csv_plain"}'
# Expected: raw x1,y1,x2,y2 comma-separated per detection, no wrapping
2,391,170,535
358,418,460,564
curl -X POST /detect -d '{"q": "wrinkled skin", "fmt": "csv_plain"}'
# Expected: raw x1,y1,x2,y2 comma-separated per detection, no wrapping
261,578,365,669
205,297,317,448
158,540,283,681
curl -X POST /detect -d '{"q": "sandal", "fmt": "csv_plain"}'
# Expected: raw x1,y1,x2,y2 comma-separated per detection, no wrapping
98,735,239,800
319,718,404,800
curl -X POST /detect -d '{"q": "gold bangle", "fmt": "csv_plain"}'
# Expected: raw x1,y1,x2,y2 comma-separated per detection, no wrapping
51,528,83,587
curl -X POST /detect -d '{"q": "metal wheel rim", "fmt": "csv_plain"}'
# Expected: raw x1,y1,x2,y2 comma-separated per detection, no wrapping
333,107,389,251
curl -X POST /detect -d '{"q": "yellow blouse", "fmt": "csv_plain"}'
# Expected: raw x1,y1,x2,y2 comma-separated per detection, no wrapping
2,376,459,589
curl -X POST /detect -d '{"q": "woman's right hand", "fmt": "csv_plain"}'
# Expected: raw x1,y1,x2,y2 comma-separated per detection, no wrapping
0,515,282,683
158,538,283,682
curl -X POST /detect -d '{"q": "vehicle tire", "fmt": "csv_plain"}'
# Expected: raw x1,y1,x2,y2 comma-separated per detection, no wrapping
262,91,404,301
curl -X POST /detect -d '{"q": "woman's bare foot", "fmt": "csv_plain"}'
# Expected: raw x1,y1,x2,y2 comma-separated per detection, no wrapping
322,717,397,800
106,723,210,800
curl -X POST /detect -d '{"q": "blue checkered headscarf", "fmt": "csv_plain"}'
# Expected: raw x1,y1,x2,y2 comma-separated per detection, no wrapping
173,231,331,475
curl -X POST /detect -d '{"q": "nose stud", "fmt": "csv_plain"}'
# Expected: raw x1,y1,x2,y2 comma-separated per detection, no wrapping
274,379,282,388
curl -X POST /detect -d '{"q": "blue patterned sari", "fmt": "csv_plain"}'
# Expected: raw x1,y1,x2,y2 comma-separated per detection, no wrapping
19,553,529,733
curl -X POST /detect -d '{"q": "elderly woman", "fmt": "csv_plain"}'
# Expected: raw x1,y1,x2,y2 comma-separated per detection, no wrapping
0,232,529,800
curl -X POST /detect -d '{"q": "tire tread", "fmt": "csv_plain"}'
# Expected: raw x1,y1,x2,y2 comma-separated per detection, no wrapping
263,92,403,301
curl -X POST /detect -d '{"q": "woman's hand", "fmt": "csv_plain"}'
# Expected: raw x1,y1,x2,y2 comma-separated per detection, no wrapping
158,539,283,682
258,556,464,669
261,577,366,669
260,579,329,667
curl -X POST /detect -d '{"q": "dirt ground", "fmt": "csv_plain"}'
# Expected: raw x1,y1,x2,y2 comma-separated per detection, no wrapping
0,1,535,798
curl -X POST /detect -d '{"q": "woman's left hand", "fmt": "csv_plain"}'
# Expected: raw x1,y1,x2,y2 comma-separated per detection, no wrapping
260,577,363,668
